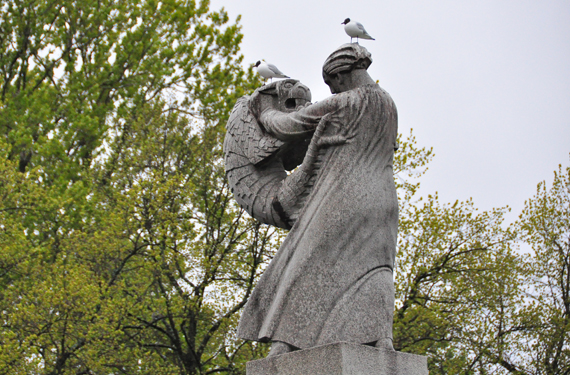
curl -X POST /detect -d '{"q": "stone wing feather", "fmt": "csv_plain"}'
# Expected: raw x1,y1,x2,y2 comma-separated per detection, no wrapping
225,96,284,167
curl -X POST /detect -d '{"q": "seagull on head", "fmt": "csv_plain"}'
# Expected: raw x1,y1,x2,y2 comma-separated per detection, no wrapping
341,18,375,43
255,60,289,83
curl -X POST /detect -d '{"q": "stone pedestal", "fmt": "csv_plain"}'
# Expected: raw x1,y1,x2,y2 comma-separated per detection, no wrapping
247,342,428,375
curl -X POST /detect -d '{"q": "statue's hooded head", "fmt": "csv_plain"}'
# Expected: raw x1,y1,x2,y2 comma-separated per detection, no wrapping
322,43,372,77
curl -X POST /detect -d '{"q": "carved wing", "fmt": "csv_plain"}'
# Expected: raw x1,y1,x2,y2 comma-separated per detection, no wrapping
223,90,327,230
224,96,290,229
225,96,284,166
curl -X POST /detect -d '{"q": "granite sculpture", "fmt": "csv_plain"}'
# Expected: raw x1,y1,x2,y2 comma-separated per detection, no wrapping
224,44,399,359
224,79,345,230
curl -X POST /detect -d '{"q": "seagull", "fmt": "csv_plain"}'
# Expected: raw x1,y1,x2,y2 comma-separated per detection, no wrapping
341,18,375,43
255,60,289,82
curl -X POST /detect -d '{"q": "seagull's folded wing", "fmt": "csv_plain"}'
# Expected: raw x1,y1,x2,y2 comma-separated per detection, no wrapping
268,63,285,75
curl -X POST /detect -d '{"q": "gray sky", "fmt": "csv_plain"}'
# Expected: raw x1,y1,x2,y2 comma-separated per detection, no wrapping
212,0,570,223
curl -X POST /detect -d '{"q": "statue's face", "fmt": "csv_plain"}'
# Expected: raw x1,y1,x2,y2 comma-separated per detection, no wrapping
250,79,312,118
323,72,345,94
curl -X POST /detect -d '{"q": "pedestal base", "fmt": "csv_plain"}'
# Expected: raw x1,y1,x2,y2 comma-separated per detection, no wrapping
246,342,428,375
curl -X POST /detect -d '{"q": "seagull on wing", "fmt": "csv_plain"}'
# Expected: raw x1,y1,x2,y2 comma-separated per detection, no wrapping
255,60,289,82
342,18,375,43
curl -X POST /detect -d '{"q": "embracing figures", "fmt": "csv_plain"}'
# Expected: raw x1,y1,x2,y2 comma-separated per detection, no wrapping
224,44,399,357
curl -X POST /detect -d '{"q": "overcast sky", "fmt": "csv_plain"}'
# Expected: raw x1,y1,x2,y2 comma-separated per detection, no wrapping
211,0,570,223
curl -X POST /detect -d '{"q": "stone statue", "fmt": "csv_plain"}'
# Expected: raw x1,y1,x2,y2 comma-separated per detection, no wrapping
224,79,346,230
225,44,399,359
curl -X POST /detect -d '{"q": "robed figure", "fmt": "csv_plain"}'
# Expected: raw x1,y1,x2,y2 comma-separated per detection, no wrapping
233,44,399,356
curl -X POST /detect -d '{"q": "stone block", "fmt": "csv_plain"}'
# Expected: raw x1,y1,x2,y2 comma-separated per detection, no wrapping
247,342,428,375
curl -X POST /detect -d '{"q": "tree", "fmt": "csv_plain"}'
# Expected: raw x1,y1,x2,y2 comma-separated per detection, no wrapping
514,161,570,374
88,103,279,374
393,139,570,374
1,0,567,373
391,131,525,374
0,0,277,373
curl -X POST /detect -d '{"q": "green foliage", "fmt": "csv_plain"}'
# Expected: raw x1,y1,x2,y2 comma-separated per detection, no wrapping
0,0,248,179
393,140,570,374
393,131,523,373
0,0,273,374
395,192,523,374
515,161,570,374
1,0,568,373
393,128,434,203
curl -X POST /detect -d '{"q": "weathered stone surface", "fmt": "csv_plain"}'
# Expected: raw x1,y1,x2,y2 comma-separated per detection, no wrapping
237,44,399,350
246,342,428,375
223,79,314,230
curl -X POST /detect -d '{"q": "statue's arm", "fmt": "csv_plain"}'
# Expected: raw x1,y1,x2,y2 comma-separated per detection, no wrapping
260,99,338,142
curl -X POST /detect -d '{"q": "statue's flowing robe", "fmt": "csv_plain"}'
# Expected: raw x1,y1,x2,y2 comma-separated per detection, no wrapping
237,84,398,349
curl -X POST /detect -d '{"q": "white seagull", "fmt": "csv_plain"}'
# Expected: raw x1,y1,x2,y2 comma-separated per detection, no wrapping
255,60,289,82
341,18,375,43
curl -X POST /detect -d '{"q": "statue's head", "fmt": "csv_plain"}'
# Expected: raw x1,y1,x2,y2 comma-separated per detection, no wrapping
249,79,312,119
322,44,373,94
